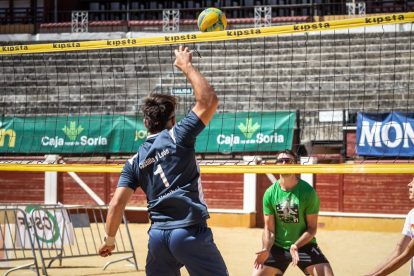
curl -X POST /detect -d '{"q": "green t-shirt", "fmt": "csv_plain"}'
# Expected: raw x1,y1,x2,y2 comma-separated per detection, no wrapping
263,179,320,250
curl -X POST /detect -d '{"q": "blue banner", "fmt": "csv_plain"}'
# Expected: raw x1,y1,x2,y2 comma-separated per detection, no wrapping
356,112,414,157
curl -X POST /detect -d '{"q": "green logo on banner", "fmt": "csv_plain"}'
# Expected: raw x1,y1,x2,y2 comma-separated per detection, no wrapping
238,118,260,139
196,112,296,153
62,122,84,141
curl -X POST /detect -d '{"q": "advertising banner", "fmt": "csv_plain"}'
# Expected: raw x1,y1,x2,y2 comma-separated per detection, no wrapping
14,206,74,248
0,115,143,154
196,112,295,153
356,112,414,157
0,112,295,154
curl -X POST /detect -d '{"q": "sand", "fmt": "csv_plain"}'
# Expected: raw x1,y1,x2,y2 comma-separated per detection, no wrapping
1,223,410,276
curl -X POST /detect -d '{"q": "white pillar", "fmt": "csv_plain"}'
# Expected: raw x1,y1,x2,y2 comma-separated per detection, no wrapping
300,157,318,187
243,156,257,213
44,155,59,204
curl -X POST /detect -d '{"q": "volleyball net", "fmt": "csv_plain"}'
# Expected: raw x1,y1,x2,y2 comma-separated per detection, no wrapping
0,13,414,174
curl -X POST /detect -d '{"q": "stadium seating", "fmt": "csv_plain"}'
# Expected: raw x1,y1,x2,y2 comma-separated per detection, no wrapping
40,20,128,33
39,17,310,33
0,30,412,143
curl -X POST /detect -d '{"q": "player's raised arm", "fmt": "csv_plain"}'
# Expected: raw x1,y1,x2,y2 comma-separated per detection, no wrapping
174,45,218,126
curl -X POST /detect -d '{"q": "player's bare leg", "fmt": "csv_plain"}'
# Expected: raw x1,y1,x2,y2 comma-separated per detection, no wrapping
305,263,334,276
251,266,283,276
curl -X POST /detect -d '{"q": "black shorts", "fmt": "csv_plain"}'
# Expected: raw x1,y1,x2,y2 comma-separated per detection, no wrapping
263,243,329,275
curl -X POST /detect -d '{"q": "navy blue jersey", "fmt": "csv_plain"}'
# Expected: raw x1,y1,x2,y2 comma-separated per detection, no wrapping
117,111,210,229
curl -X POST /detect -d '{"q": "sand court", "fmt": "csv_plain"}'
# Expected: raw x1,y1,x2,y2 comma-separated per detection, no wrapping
0,222,410,276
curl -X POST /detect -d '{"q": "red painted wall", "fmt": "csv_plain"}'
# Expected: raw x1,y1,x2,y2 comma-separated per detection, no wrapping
342,129,414,213
343,174,413,214
59,172,107,205
315,174,341,212
202,173,244,209
108,172,147,207
346,130,357,157
256,174,277,228
0,170,243,223
56,172,244,209
2,152,413,227
0,171,44,203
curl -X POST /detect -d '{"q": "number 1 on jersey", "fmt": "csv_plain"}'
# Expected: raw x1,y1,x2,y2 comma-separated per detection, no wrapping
154,164,170,187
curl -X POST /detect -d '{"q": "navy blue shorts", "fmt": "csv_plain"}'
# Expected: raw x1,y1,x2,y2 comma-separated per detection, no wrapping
146,221,228,276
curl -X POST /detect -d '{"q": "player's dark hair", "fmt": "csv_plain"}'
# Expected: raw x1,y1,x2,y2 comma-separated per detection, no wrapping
276,149,299,162
142,94,178,133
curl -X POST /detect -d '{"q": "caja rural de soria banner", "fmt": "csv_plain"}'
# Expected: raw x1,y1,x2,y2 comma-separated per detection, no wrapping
0,112,295,154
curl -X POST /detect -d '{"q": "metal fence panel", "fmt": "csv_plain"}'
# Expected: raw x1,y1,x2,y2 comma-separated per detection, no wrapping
30,205,137,276
0,208,40,276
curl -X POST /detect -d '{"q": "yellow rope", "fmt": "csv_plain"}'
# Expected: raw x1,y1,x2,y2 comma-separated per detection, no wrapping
0,12,412,55
0,163,413,173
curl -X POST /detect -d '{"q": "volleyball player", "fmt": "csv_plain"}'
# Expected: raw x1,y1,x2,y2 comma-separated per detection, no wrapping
99,45,228,276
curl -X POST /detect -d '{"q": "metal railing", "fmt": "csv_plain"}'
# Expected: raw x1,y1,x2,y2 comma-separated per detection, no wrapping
31,205,138,276
0,204,138,276
0,208,40,276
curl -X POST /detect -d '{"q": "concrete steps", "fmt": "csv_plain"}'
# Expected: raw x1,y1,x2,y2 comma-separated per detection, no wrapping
1,30,414,142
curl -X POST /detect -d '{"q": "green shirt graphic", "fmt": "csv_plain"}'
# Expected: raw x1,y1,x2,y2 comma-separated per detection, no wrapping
263,179,320,249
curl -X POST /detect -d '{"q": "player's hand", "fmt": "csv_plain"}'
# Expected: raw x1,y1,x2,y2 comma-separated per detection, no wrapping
253,248,269,270
290,244,299,267
174,45,192,72
98,243,115,257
